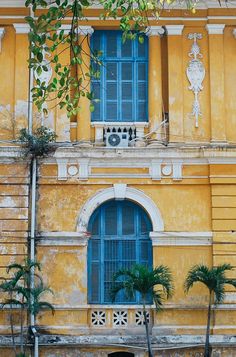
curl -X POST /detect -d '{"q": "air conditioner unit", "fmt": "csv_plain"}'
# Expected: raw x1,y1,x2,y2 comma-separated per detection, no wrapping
106,132,129,148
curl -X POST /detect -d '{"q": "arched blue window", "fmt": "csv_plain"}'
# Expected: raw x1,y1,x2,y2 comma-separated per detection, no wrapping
91,31,148,122
88,200,152,304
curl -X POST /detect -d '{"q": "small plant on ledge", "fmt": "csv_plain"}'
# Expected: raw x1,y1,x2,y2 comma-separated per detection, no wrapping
19,126,57,158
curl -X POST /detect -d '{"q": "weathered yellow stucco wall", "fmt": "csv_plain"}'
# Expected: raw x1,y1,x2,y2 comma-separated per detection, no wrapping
1,4,236,356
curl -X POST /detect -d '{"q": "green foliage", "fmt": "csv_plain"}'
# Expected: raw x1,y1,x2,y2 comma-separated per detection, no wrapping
24,0,225,117
18,126,57,158
0,259,54,357
111,264,174,308
185,264,236,357
0,258,54,317
184,263,236,303
111,264,173,357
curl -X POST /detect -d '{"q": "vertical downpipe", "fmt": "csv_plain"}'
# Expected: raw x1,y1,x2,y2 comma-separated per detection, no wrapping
28,7,34,135
28,6,38,357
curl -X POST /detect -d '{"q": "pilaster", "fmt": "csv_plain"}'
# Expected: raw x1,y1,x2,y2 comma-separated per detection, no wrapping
13,23,30,130
77,26,94,143
146,26,164,140
206,24,226,143
166,25,184,143
0,28,5,52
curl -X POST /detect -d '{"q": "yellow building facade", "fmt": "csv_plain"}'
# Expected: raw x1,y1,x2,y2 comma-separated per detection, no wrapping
1,0,236,356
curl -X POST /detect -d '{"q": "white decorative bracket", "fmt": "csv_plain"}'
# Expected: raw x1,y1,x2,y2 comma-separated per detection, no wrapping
172,162,183,181
150,160,162,180
233,29,236,38
56,158,68,180
0,28,5,53
186,33,205,128
78,159,90,180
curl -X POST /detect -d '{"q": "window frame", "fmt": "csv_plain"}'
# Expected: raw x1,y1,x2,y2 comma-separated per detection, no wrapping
91,30,149,123
88,199,153,305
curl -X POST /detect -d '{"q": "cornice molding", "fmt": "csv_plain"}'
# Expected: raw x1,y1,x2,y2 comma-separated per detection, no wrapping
206,24,225,34
150,231,213,246
1,0,236,8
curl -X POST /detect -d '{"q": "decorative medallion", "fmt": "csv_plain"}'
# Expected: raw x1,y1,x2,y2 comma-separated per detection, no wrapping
186,33,205,128
68,165,78,176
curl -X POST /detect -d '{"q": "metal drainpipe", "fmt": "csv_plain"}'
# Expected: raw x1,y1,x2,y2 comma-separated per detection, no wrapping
28,7,34,135
28,5,38,357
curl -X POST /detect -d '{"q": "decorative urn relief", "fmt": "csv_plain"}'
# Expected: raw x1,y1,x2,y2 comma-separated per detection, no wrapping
186,33,205,128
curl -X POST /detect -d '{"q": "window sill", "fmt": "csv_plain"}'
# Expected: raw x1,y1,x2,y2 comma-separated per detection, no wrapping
91,121,149,143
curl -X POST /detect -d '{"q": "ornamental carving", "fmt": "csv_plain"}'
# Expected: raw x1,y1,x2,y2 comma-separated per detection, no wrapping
135,310,150,326
91,310,106,326
186,33,205,128
113,310,128,326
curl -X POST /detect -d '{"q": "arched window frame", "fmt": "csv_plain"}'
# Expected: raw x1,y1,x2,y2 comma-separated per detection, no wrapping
88,199,153,304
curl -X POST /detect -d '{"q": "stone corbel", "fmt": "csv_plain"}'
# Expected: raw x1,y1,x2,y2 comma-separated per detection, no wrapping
0,28,5,53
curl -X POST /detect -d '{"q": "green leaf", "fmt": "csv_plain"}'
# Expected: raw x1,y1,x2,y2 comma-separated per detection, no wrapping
37,52,43,62
89,103,95,112
138,35,144,44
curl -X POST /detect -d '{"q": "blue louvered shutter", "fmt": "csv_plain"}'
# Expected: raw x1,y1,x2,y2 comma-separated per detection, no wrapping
91,31,148,123
88,200,152,304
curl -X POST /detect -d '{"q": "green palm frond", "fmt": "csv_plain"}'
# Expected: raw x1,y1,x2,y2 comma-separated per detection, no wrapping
1,298,24,308
111,264,174,308
184,263,236,303
152,290,164,311
32,301,55,316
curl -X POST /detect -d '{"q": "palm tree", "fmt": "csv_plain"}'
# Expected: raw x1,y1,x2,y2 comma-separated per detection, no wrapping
0,259,54,357
111,264,174,357
184,264,236,357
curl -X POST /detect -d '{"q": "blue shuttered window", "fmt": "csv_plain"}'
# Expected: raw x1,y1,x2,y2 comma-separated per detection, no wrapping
91,31,148,122
88,200,152,304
